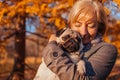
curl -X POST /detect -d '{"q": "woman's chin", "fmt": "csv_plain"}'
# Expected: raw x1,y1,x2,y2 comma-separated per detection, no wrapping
83,40,91,45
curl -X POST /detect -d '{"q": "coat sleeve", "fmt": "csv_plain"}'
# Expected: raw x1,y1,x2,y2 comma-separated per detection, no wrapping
33,58,60,80
88,43,118,80
42,41,76,80
42,41,64,66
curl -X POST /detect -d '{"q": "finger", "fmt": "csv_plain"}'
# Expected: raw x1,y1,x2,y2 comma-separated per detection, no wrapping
49,34,57,42
77,65,84,75
83,63,86,74
77,60,86,75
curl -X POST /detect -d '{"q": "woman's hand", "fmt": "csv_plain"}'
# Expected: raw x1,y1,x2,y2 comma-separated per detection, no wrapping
49,34,57,42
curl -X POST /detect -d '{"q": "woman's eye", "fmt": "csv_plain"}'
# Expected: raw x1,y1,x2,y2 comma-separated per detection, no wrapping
88,23,96,28
75,22,81,27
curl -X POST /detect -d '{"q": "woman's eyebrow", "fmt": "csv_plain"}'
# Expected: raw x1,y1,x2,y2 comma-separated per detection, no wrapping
76,21,82,24
86,19,96,24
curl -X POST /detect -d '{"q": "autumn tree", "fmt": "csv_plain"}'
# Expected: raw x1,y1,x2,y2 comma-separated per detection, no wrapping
0,0,75,79
0,0,120,80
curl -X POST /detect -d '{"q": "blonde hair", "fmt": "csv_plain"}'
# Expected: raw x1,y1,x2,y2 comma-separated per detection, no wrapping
68,0,107,35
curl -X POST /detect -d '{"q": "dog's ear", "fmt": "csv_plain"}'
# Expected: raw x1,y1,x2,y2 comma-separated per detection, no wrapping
56,28,67,37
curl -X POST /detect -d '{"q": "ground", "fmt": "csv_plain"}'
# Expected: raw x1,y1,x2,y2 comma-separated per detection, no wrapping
0,57,120,80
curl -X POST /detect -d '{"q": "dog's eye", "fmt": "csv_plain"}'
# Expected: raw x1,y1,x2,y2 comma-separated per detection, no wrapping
62,34,71,41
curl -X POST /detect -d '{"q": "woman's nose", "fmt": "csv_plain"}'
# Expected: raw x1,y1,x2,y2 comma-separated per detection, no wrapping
80,25,88,36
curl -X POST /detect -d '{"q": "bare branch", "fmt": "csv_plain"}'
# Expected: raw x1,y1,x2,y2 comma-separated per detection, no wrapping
26,30,48,39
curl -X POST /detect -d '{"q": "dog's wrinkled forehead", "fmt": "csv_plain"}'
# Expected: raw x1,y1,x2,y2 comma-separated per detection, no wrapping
60,28,72,37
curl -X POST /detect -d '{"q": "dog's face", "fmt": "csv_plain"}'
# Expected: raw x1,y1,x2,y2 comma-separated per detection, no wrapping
57,28,84,53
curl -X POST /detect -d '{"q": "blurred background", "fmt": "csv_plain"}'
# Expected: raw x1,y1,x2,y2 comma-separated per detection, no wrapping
0,0,120,80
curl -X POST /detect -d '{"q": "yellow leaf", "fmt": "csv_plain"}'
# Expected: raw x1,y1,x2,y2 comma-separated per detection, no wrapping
41,4,47,12
26,6,32,13
68,0,74,7
0,2,2,6
103,37,110,43
55,18,65,29
116,20,120,24
113,0,120,6
40,0,52,3
8,10,16,17
102,0,107,3
51,8,57,17
104,6,110,15
48,18,54,23
0,9,8,21
55,18,60,27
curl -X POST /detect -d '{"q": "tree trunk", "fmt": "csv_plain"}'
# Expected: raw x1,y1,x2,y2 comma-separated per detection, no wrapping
8,14,26,80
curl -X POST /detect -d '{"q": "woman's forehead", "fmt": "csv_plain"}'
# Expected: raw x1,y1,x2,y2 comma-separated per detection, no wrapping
77,13,97,23
76,8,97,22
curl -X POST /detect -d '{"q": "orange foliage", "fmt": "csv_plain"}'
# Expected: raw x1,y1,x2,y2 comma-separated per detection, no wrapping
68,0,74,7
104,20,120,54
104,6,110,15
0,41,8,64
0,0,120,54
0,0,76,28
113,0,120,6
102,0,108,3
55,18,65,29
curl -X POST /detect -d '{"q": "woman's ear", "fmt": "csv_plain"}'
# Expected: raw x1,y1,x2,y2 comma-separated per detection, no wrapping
56,28,66,37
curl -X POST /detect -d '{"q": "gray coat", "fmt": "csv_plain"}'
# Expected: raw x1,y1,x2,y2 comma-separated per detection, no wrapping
87,42,118,80
34,41,118,80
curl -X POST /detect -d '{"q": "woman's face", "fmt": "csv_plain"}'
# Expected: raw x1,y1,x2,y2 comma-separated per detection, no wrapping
71,13,98,44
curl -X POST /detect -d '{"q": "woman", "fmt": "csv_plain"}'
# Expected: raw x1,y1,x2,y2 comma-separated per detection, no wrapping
34,0,118,80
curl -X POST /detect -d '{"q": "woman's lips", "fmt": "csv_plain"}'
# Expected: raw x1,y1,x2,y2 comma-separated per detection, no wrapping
82,36,91,44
